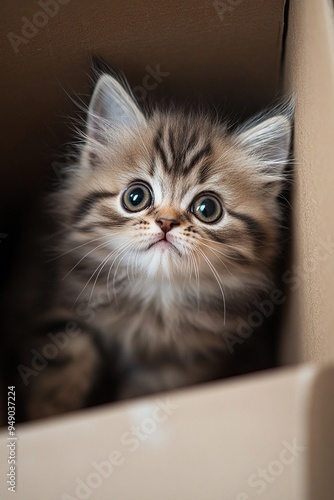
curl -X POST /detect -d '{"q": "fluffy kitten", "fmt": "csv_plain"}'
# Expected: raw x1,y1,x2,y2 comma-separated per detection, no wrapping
20,74,292,419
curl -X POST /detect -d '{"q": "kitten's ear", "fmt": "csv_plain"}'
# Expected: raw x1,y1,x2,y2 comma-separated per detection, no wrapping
87,74,146,142
236,114,292,176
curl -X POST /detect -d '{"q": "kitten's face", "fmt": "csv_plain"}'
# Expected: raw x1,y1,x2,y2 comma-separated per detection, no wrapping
66,76,291,288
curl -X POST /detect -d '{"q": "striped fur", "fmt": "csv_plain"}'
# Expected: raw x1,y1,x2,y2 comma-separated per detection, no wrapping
21,75,292,418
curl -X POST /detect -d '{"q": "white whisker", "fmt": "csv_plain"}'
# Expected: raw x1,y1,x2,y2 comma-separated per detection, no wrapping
48,234,111,262
75,241,131,305
107,241,134,301
195,247,226,325
195,239,236,278
62,240,112,280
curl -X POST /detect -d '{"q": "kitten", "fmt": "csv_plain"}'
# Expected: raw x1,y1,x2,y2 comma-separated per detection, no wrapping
20,74,292,419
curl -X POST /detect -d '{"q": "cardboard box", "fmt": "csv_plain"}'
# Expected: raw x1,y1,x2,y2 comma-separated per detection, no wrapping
1,0,334,498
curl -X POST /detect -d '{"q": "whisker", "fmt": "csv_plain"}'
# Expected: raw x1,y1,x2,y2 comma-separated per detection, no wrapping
48,234,111,262
112,245,133,292
195,240,237,278
196,233,246,250
88,248,120,305
107,242,134,301
62,240,112,280
196,234,256,261
195,247,226,325
189,248,200,311
75,241,131,305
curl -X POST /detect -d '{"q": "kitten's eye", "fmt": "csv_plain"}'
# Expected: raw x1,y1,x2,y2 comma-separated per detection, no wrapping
191,194,223,224
122,182,153,212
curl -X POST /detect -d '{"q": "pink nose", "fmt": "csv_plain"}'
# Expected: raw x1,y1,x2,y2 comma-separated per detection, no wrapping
156,218,179,233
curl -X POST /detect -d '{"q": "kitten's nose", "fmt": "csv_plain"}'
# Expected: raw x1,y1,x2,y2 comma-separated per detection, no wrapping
156,218,179,234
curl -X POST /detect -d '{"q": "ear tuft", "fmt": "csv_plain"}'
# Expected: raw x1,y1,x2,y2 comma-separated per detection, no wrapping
87,74,146,143
236,108,293,177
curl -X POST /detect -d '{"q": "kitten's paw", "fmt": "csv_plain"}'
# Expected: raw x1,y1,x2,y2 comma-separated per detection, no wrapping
24,333,100,420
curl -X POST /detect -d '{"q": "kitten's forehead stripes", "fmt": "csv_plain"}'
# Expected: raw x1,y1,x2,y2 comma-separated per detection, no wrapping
186,130,200,151
149,157,156,177
153,126,169,172
152,124,212,178
73,191,117,221
168,129,177,162
198,161,212,184
183,143,212,175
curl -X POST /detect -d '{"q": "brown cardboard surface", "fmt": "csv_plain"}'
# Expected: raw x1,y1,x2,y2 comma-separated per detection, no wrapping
308,365,334,500
0,365,317,500
0,0,285,207
282,0,334,365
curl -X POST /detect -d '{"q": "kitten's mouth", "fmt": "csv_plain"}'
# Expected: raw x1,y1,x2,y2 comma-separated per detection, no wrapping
147,238,181,256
